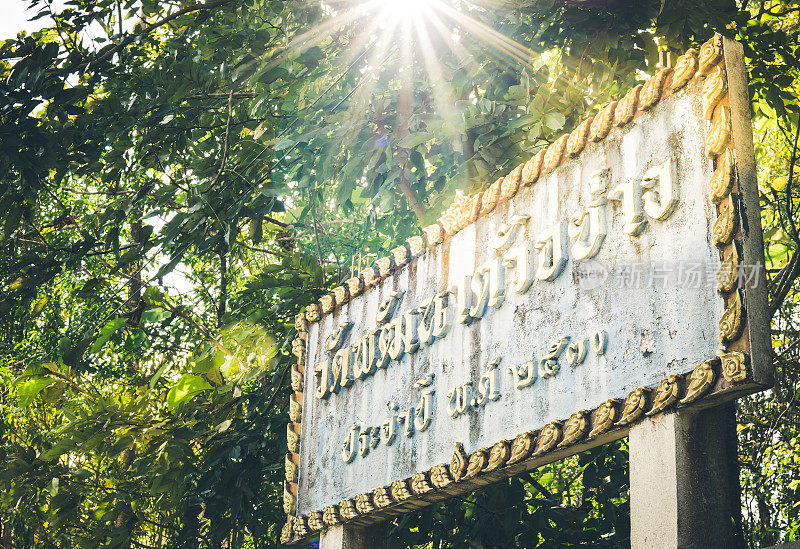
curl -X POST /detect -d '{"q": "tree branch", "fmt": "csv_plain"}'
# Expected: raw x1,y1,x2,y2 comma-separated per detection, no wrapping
71,0,238,73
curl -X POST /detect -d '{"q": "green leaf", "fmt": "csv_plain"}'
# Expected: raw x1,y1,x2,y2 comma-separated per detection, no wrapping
16,376,55,407
149,360,170,390
165,374,213,411
31,296,50,318
542,112,566,130
89,318,127,353
63,336,95,367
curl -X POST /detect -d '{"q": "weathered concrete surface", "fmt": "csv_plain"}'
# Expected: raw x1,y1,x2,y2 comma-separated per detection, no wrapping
320,523,386,549
630,404,742,548
298,84,724,514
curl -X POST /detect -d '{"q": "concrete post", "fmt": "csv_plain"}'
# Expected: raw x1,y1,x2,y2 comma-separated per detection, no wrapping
320,523,386,549
629,402,743,548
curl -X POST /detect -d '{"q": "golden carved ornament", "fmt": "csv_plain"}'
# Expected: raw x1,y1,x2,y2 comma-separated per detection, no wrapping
698,34,723,77
710,148,734,205
332,284,350,306
613,85,642,126
281,519,294,544
360,266,380,288
294,312,308,333
411,471,434,494
390,479,413,501
717,349,748,383
450,442,469,482
521,150,546,186
680,359,718,405
590,102,617,141
307,511,324,532
287,424,300,453
293,515,309,538
290,363,303,393
429,464,453,488
615,387,651,426
588,399,620,439
422,223,445,246
376,256,394,278
346,276,364,299
354,493,375,514
319,294,336,314
485,440,511,472
285,453,298,483
480,180,502,215
283,482,296,515
465,448,489,479
719,290,745,345
323,505,343,527
289,397,302,423
391,245,410,267
566,117,594,157
508,430,536,464
305,303,321,323
717,244,740,295
291,337,305,361
500,164,524,201
558,410,589,447
542,134,569,175
713,195,739,249
671,48,699,91
706,105,731,158
647,374,682,416
535,422,562,456
702,66,728,120
373,485,394,508
407,235,427,257
638,68,672,111
339,498,359,520
440,190,482,234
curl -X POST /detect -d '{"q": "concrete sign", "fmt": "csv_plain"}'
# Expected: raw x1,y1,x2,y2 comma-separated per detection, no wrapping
281,35,771,544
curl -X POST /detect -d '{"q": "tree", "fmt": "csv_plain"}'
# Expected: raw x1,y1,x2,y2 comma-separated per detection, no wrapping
0,0,799,546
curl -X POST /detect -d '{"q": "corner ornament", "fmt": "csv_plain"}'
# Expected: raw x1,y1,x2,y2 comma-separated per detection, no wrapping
486,440,511,471
712,194,738,249
590,101,617,141
671,48,698,91
719,290,745,345
613,85,642,126
680,360,718,405
534,421,562,456
430,463,453,488
588,399,619,439
450,442,469,482
639,67,672,111
339,499,359,520
323,505,343,527
717,350,748,383
709,148,734,205
616,387,651,426
411,471,434,494
702,66,728,120
508,430,536,464
465,448,489,479
698,34,724,77
647,374,681,416
706,106,731,158
559,410,589,447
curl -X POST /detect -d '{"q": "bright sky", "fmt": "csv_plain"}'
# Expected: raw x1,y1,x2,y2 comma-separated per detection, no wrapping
0,1,57,41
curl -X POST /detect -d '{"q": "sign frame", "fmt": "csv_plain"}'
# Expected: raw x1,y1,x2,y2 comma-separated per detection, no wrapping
281,35,771,545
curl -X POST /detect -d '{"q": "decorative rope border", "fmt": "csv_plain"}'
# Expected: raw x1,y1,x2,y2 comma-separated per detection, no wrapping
281,34,753,545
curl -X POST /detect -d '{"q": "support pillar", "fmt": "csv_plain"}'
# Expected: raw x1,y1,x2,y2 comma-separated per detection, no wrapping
320,523,386,549
629,402,743,548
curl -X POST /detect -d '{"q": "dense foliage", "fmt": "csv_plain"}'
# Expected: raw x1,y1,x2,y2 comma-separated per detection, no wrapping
1,0,799,546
